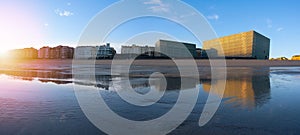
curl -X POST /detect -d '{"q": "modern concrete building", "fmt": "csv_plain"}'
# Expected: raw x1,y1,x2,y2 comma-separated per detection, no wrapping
203,30,270,59
155,39,196,58
121,44,155,56
96,43,116,59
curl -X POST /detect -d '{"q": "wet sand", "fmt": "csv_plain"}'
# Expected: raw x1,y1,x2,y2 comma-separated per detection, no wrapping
1,59,300,135
1,59,298,79
1,59,300,70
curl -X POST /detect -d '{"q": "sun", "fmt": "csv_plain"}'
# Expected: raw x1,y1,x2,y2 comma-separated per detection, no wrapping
0,2,43,56
0,50,9,59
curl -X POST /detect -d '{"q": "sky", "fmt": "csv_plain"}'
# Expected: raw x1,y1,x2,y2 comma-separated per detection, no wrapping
0,0,299,58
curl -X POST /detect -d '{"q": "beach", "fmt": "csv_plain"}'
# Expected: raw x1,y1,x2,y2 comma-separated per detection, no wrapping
0,59,300,134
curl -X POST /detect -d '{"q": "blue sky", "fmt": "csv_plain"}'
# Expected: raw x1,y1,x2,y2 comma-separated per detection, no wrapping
0,0,299,58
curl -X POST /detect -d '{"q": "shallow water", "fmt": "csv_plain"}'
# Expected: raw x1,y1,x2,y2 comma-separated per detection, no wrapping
0,65,300,135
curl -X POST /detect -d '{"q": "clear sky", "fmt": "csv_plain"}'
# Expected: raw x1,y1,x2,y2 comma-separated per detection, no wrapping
0,0,299,58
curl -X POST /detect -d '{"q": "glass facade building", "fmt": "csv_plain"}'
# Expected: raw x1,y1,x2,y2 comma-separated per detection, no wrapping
203,30,270,59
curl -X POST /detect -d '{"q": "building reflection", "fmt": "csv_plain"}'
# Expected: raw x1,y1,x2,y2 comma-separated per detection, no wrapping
0,70,72,84
0,70,113,88
151,77,198,91
76,75,198,91
202,67,271,109
75,74,198,91
0,67,271,109
73,74,111,90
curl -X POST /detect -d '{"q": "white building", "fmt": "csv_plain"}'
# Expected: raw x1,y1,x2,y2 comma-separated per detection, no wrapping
74,46,98,59
121,44,155,56
74,44,115,59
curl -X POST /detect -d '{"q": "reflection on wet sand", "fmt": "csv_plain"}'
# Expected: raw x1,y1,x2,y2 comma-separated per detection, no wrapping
151,77,198,91
75,75,198,91
202,67,270,109
0,69,72,84
0,67,271,109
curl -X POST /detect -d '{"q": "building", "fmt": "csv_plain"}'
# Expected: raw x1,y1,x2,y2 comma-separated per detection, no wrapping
23,47,38,59
292,55,300,60
74,43,116,59
64,46,74,59
200,48,218,58
55,45,74,59
74,46,98,59
121,44,155,56
203,30,270,59
96,43,116,59
9,47,38,59
38,45,74,59
195,48,203,58
49,48,56,59
195,48,216,58
38,46,50,59
155,39,196,58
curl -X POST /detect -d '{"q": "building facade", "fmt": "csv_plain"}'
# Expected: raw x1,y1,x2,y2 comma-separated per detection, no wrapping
203,30,270,59
23,47,38,59
155,40,196,58
38,45,74,59
121,44,155,56
74,46,98,59
291,55,300,60
59,45,74,59
96,43,116,59
38,46,50,59
74,43,116,59
9,47,38,59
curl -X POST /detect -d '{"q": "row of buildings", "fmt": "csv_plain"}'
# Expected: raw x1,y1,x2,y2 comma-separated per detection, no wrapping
8,30,271,60
121,44,155,56
119,30,270,60
9,46,75,59
9,43,117,59
118,40,198,59
9,47,39,59
75,43,116,59
38,45,74,59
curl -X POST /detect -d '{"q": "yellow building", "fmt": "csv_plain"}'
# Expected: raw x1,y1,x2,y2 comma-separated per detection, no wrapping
203,30,270,59
292,55,300,60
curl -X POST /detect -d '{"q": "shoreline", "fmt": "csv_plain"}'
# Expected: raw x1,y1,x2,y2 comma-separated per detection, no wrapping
1,59,300,67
